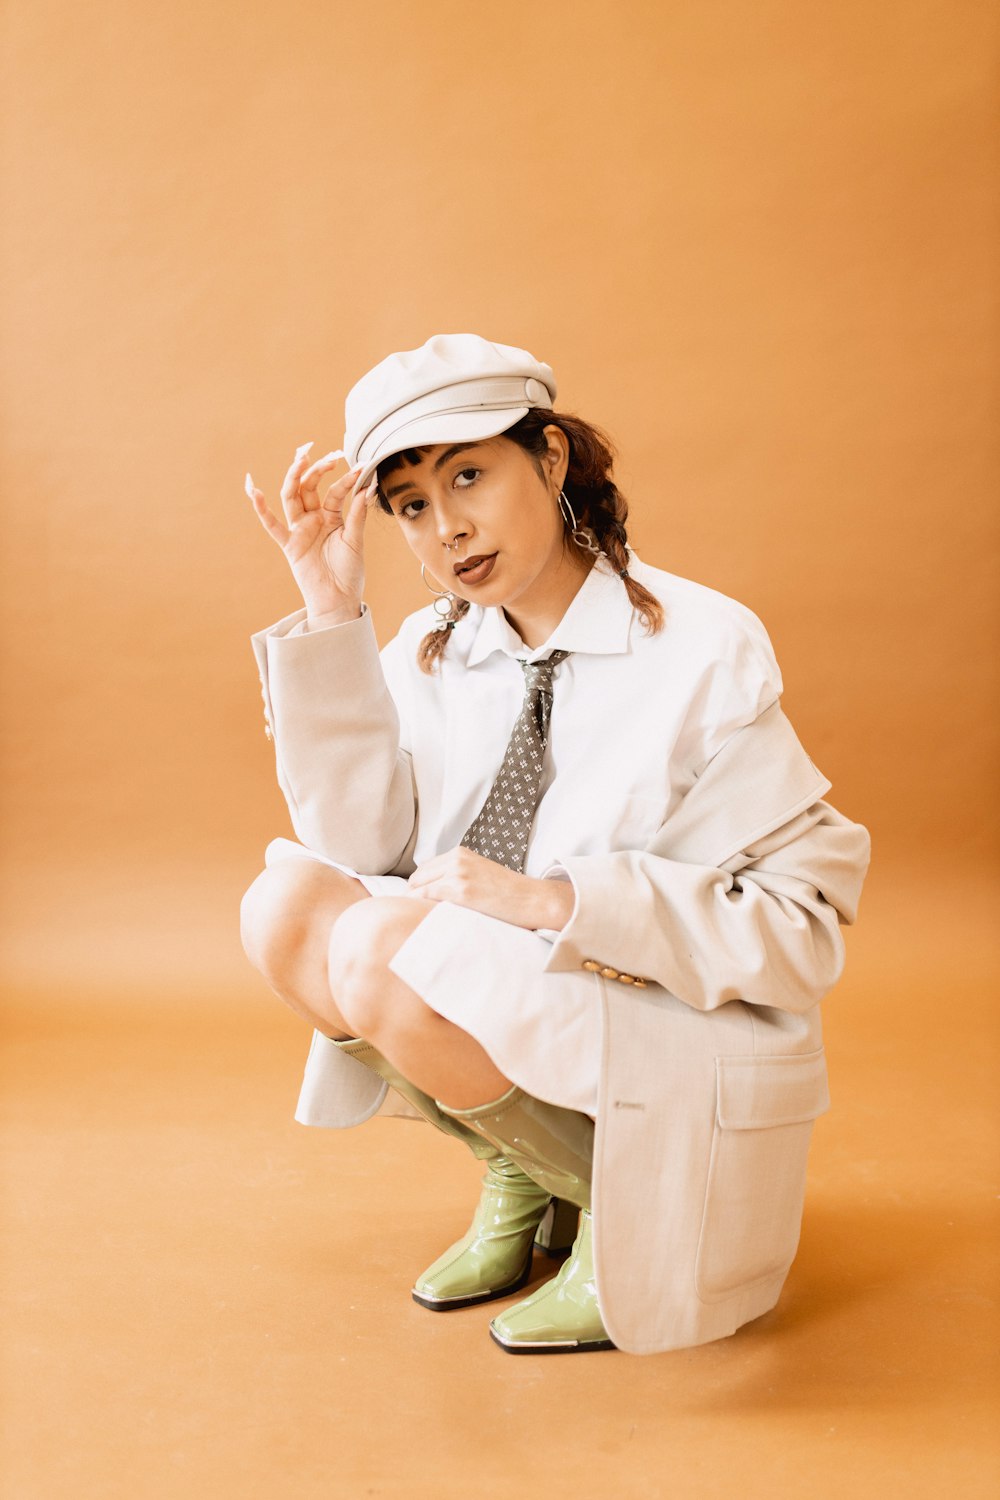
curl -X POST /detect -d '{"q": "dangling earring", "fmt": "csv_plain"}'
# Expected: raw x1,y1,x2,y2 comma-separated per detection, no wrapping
421,563,458,632
558,489,601,556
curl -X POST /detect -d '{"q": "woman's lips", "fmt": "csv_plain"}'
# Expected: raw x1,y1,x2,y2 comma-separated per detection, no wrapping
453,553,497,585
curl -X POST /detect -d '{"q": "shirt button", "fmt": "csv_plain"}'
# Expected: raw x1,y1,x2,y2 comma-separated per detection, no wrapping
599,966,620,980
618,973,635,984
581,959,602,973
633,977,649,989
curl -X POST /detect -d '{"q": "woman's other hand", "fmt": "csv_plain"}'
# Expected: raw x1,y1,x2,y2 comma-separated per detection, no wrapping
407,847,575,932
245,444,373,626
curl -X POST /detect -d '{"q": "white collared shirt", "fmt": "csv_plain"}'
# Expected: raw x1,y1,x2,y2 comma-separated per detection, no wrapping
370,553,783,881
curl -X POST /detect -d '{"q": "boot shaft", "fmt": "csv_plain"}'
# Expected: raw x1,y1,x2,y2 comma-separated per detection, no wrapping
438,1085,594,1212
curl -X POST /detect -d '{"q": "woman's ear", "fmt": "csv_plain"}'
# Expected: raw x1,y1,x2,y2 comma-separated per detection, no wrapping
541,424,570,490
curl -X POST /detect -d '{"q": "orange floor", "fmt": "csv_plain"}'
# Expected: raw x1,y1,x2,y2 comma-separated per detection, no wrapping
2,866,998,1498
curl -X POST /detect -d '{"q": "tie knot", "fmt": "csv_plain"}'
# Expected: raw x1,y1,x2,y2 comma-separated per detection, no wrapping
520,650,569,694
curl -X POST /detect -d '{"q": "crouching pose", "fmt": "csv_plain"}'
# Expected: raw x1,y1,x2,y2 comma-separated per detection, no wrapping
240,333,871,1356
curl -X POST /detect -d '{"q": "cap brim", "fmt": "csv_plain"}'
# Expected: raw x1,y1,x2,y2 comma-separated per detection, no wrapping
354,406,530,493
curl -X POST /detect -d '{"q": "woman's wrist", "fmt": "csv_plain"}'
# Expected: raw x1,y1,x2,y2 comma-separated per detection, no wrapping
533,876,575,933
305,601,363,631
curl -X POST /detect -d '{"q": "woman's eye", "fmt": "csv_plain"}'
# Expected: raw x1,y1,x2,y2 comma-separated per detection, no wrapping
396,468,479,519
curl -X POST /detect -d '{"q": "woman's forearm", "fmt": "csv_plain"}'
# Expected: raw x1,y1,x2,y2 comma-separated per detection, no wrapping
254,608,416,872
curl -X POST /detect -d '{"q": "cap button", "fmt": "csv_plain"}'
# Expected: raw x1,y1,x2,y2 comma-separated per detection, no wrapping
524,377,548,404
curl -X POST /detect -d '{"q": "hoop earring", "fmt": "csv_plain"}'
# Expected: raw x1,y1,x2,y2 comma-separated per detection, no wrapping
421,563,458,631
558,489,601,557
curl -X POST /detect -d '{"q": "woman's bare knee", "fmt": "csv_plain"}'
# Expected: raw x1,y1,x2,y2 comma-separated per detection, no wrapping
326,900,509,1102
240,860,368,985
328,897,432,1039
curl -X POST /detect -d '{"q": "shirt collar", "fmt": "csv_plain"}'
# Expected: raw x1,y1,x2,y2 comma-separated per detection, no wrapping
465,554,635,667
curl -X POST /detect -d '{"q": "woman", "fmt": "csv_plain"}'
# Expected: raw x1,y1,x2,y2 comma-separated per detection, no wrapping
240,333,871,1356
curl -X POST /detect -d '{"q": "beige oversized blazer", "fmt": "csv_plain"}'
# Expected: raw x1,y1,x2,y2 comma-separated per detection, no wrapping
251,602,871,1355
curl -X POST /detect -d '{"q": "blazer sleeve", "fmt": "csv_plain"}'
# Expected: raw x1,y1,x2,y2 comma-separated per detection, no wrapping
540,800,871,1015
539,700,872,1017
251,605,417,873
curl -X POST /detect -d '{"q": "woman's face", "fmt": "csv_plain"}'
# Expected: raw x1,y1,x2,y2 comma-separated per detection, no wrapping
376,426,583,615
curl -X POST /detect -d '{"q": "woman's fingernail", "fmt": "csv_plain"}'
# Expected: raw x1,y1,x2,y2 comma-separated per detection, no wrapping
244,473,255,498
295,441,314,459
317,448,344,463
365,479,379,498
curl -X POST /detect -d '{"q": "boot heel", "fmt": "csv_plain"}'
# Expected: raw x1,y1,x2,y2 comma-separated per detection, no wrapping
534,1197,579,1256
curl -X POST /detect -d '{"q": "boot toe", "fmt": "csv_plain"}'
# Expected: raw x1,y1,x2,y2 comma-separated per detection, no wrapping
487,1210,614,1353
412,1238,534,1310
488,1269,614,1352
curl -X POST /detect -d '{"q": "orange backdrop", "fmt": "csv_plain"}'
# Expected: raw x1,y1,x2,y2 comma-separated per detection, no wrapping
0,0,997,1005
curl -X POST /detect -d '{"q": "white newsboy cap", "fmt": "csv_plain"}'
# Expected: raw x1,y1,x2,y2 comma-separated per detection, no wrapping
344,333,557,490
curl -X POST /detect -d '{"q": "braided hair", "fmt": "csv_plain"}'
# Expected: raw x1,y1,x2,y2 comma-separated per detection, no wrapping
374,408,664,673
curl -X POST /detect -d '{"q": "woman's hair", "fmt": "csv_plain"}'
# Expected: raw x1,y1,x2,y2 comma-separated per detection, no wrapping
374,408,664,674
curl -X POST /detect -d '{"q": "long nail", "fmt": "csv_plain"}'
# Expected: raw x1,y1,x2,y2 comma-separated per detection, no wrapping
316,448,344,463
365,479,379,498
244,473,256,499
295,441,314,460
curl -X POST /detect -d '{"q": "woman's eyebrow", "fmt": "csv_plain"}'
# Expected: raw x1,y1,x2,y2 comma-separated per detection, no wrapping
381,443,485,500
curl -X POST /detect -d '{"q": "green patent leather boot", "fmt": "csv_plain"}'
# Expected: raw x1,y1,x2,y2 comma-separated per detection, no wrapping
438,1087,615,1353
412,1155,568,1310
331,1039,576,1309
489,1210,614,1353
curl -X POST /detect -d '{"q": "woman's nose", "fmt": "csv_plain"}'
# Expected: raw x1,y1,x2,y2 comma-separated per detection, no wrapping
436,509,469,548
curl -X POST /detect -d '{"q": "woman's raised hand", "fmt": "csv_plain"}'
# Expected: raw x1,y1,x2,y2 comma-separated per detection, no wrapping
245,443,373,625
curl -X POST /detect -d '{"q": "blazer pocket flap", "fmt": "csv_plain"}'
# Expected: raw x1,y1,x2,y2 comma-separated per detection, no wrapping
716,1050,830,1130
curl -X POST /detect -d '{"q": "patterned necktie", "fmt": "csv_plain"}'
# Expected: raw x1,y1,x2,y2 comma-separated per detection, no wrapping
460,650,571,873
